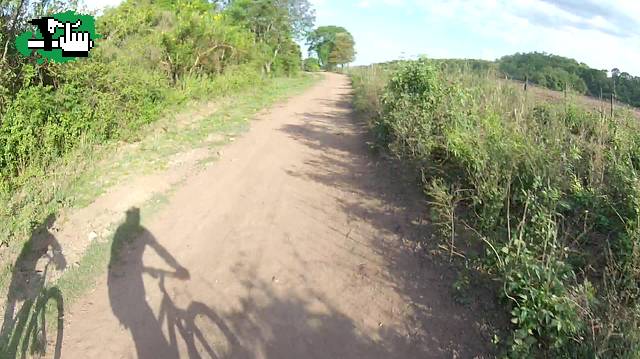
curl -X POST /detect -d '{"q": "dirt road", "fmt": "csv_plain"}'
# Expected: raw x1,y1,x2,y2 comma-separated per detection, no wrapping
61,73,492,358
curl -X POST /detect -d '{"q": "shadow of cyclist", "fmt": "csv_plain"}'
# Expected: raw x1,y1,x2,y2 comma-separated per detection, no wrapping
108,207,189,359
0,213,66,357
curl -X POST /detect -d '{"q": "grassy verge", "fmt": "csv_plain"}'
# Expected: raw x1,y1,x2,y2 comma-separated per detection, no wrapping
0,73,319,356
349,60,640,357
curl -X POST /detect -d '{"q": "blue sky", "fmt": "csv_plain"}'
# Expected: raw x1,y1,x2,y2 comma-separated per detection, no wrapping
85,0,640,75
310,0,640,75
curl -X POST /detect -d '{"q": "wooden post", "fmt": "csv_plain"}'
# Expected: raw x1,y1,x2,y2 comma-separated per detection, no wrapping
524,75,528,91
564,82,568,112
611,93,615,118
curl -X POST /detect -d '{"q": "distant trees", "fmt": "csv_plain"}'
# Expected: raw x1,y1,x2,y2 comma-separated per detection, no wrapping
498,52,588,93
498,52,640,108
307,25,355,70
225,0,315,74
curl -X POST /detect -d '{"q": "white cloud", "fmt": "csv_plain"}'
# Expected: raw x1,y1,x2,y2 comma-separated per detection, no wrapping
406,0,640,73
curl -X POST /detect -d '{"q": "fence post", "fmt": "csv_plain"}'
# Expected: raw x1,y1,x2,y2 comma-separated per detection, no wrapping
563,82,568,112
610,93,615,118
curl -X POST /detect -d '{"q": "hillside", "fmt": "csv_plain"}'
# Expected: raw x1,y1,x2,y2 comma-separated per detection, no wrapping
509,79,640,120
395,53,640,110
499,52,640,108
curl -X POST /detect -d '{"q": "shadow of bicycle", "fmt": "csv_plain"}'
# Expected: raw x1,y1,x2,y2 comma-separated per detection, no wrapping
109,207,242,359
110,205,461,358
0,213,66,359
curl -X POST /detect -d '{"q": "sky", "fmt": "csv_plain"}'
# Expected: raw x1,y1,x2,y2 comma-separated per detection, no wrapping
84,0,640,75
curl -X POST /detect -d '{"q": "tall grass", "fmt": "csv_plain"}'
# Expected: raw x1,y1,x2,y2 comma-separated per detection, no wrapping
349,59,640,357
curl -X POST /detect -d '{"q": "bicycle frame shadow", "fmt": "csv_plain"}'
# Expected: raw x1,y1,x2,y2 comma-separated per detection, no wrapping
0,213,66,359
109,207,233,359
153,276,247,359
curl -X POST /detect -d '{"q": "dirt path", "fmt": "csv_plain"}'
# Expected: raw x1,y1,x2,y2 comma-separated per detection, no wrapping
61,73,493,358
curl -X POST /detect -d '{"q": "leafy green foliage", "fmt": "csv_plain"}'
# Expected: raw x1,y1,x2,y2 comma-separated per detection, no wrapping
350,59,640,357
225,0,313,74
327,31,354,69
499,52,589,93
307,25,355,70
303,57,320,72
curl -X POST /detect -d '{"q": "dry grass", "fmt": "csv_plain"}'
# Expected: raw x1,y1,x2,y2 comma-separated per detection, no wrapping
507,79,640,120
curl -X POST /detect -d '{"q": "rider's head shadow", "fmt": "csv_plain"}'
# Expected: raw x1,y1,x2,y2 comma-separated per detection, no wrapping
109,207,188,278
109,207,143,266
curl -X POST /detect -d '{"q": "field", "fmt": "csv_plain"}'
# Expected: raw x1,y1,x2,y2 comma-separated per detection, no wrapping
510,80,640,120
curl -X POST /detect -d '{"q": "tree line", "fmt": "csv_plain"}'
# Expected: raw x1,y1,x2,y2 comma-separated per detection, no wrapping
498,52,640,108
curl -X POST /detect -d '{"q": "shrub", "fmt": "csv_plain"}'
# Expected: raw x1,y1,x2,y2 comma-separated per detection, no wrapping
303,57,321,72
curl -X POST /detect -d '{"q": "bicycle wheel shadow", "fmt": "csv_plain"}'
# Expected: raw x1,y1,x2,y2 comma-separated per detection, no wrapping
108,207,395,359
0,213,66,359
109,207,231,359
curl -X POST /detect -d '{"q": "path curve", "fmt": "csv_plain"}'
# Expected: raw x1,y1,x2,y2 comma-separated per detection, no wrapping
62,73,492,358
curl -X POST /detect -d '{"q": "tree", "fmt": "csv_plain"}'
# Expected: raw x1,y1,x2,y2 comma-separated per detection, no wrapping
307,25,355,70
286,0,315,40
611,67,621,78
611,67,620,95
307,25,344,68
327,31,354,69
225,0,314,74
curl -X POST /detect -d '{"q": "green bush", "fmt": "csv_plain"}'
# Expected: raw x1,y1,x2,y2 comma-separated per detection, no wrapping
303,57,321,72
272,39,302,76
0,56,170,181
